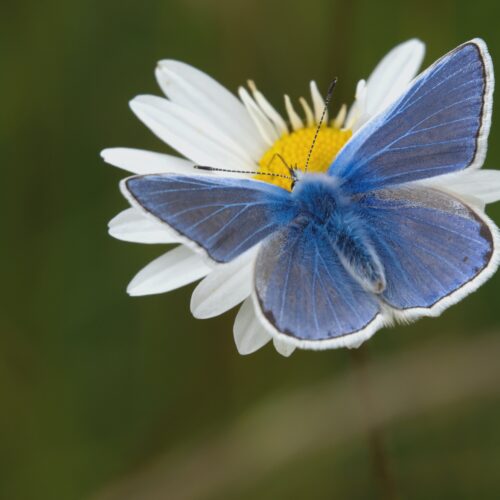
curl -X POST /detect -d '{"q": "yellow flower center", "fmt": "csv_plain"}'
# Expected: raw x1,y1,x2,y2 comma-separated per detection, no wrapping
256,126,352,190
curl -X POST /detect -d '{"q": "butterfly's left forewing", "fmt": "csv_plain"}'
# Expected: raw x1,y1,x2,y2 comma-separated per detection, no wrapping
122,174,296,263
253,222,384,349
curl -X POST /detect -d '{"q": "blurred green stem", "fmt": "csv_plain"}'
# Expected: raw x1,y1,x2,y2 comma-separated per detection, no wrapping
350,346,400,500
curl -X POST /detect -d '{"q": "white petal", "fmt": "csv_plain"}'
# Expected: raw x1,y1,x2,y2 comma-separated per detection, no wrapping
427,169,500,205
190,249,257,319
299,97,315,127
284,95,304,131
310,81,328,124
364,39,425,119
345,79,367,130
239,87,280,146
273,338,296,357
248,80,289,136
333,104,347,129
154,69,257,163
156,60,266,159
127,246,212,296
130,95,257,172
233,298,271,355
101,148,194,175
108,208,181,244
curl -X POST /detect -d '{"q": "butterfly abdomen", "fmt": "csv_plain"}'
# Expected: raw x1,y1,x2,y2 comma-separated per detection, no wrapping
332,214,386,294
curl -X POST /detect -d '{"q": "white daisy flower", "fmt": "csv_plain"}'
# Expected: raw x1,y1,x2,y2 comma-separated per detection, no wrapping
103,39,500,356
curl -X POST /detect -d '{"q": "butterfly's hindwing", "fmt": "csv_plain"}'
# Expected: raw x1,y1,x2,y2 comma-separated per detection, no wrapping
254,221,383,347
358,185,497,314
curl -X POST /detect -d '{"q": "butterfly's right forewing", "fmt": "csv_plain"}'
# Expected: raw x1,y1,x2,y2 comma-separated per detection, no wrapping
331,39,493,192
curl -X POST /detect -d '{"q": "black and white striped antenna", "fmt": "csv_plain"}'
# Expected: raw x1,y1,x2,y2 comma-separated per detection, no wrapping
303,78,338,174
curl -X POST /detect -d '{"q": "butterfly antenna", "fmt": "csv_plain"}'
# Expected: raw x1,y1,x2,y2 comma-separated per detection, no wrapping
267,152,289,170
194,165,293,181
267,152,297,176
303,78,337,174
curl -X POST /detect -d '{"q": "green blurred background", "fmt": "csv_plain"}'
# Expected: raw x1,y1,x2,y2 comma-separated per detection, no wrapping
2,0,500,498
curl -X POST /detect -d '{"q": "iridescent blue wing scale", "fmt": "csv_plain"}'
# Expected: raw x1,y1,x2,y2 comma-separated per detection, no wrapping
357,185,497,315
121,175,296,263
253,222,384,348
331,39,493,193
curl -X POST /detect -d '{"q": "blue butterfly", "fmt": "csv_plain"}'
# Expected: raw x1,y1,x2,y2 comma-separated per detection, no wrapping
121,39,498,349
